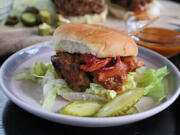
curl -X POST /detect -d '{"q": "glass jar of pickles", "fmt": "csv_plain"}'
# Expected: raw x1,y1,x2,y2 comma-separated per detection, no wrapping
0,0,13,26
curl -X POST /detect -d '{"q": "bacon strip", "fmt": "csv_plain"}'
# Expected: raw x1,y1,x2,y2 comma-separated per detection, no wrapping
80,54,144,91
80,54,112,72
96,57,128,82
121,56,144,72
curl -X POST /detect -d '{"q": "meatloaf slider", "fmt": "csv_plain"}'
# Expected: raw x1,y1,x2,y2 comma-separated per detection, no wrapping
51,23,144,93
106,0,161,20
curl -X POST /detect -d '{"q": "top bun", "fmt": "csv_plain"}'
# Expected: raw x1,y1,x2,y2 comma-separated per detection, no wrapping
53,23,138,58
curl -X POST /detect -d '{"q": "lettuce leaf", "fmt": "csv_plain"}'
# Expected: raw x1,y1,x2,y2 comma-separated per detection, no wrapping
85,83,116,100
115,66,168,101
135,66,168,101
39,66,71,109
41,69,71,109
15,62,48,82
42,87,58,109
121,72,137,91
15,62,71,109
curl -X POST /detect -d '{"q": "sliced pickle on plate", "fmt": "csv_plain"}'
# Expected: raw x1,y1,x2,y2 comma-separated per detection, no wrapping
120,106,138,115
95,88,144,117
60,101,103,117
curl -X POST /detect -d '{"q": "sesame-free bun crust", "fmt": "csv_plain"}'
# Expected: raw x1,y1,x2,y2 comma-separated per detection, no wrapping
53,23,138,58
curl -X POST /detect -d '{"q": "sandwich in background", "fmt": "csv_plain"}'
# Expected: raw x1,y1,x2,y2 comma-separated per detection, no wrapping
106,0,161,20
52,0,108,24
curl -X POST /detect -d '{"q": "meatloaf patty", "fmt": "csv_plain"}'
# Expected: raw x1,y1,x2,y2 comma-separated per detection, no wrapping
51,53,91,92
52,0,105,16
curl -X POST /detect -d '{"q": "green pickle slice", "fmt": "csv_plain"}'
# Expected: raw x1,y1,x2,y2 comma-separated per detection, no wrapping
95,88,144,117
21,12,37,26
60,101,102,117
120,106,138,115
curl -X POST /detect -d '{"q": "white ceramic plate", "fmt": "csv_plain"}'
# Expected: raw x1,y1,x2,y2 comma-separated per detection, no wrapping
0,41,180,127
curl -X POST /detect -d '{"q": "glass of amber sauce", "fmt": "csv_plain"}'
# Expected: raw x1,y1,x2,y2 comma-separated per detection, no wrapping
126,15,180,58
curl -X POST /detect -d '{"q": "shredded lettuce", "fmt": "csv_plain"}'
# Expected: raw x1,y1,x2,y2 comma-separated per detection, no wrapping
121,72,137,91
120,66,168,101
41,69,71,109
42,87,58,109
15,62,48,82
15,62,71,109
16,62,168,109
135,66,168,101
85,83,117,100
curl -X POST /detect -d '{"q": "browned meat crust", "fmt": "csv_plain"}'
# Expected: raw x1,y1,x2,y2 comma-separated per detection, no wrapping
51,53,91,92
111,0,152,12
52,0,105,16
51,52,144,92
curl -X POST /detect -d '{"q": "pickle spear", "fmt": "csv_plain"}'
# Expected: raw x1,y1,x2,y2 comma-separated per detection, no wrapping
60,101,102,117
95,88,144,117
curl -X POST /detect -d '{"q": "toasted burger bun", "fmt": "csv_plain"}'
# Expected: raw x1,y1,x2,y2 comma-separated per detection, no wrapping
58,6,108,24
53,23,138,58
107,0,161,20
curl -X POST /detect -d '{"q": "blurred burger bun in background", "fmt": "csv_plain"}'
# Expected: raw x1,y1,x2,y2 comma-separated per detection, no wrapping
106,0,161,20
12,0,108,25
52,0,108,24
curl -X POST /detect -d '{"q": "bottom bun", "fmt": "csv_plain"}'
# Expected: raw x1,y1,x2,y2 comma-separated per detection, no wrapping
58,6,108,24
59,91,107,102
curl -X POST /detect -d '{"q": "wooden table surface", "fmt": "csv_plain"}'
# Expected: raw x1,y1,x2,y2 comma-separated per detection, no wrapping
1,0,180,55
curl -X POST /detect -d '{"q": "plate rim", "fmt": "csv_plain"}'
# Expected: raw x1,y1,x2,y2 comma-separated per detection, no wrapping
0,41,180,127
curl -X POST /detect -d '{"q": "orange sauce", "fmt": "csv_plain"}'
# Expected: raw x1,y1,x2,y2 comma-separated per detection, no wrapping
134,10,150,21
136,27,180,58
